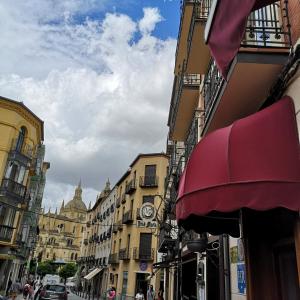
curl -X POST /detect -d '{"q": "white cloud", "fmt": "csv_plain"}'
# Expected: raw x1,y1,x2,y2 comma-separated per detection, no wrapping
0,1,176,208
138,7,164,35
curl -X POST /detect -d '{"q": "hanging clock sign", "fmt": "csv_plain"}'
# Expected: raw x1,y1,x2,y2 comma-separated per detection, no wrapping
137,203,157,228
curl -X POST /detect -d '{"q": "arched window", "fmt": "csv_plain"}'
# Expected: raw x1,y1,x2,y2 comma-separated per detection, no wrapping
16,126,26,151
75,253,78,260
71,253,74,260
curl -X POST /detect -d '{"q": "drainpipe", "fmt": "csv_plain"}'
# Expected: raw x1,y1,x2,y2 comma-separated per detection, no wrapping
222,235,231,300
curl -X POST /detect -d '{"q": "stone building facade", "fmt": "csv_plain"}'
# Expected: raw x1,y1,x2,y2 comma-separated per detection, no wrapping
34,182,87,263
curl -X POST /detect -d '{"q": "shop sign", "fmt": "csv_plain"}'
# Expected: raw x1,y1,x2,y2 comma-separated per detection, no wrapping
237,263,246,294
137,220,157,228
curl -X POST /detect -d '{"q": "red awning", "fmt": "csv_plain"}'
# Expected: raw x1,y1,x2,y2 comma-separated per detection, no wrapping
176,96,300,237
207,0,278,78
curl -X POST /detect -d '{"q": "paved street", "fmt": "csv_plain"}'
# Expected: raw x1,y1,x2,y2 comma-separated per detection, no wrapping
68,292,86,300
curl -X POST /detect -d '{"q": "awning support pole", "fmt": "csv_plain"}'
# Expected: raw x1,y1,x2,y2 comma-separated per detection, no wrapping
294,214,300,287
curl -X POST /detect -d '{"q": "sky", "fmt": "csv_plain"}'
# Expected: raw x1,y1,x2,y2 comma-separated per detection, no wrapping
0,0,180,210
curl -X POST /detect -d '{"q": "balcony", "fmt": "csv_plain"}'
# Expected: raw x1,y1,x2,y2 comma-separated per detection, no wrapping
186,0,211,73
106,227,112,238
202,1,292,135
125,179,136,194
133,247,155,261
158,226,177,253
119,248,130,260
108,253,119,264
185,110,203,161
0,178,26,203
169,73,201,141
8,138,34,165
174,0,197,75
113,225,118,234
136,209,142,220
0,225,14,243
116,197,121,208
139,176,159,188
122,210,133,224
121,194,127,204
117,220,123,231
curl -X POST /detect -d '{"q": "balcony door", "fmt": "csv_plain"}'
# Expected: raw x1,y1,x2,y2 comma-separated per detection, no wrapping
139,233,151,259
145,165,156,185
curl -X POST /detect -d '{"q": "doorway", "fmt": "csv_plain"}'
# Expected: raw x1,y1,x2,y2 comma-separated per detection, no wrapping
135,273,148,298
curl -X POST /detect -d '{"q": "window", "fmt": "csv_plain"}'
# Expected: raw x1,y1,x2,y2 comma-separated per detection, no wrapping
16,126,26,152
139,233,152,259
121,271,128,298
75,253,78,260
73,226,75,233
142,195,154,204
71,253,74,260
127,235,131,253
145,165,156,177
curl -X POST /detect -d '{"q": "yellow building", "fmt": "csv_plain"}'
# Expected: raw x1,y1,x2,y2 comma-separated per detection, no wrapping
35,182,87,263
0,96,47,290
109,153,168,299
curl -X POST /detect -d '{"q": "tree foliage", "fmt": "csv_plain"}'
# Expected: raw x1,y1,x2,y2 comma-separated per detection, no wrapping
59,263,77,282
37,260,57,276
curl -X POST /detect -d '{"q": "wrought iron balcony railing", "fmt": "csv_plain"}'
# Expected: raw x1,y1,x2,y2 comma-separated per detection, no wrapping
185,110,203,161
203,2,292,123
113,225,118,234
139,176,159,188
119,248,131,260
133,247,155,261
203,59,224,122
187,0,211,57
175,0,201,62
10,138,34,160
242,1,291,48
0,178,26,201
169,73,201,135
108,253,119,264
122,210,133,224
121,194,127,204
125,179,136,194
0,225,14,242
136,209,142,220
158,226,178,253
117,220,123,231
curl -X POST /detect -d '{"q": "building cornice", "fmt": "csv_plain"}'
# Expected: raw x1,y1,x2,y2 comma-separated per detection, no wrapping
0,96,44,141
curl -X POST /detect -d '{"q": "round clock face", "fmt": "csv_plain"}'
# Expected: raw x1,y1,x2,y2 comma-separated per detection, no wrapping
140,203,155,220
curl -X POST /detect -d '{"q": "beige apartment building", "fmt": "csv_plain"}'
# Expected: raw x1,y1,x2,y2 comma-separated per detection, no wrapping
77,180,114,298
35,182,87,263
109,153,168,299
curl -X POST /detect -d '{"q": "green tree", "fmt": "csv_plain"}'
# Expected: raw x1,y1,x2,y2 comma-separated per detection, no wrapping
37,260,57,276
59,263,77,283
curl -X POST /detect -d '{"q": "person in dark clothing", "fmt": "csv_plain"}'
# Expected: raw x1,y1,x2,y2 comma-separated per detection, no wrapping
6,278,12,296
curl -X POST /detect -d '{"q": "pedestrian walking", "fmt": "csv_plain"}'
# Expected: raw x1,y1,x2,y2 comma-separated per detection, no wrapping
107,287,116,299
135,289,144,300
157,287,164,300
6,278,12,296
9,279,21,300
147,285,155,300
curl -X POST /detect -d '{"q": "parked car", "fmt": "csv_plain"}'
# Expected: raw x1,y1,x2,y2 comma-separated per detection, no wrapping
37,284,68,300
